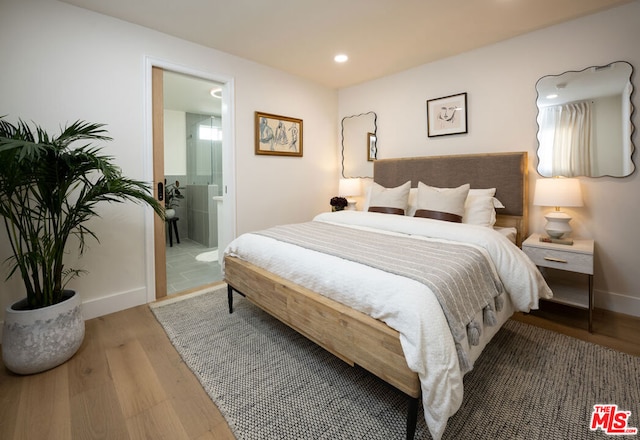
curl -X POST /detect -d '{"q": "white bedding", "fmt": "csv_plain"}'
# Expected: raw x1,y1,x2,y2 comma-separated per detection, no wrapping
224,211,552,440
494,225,517,244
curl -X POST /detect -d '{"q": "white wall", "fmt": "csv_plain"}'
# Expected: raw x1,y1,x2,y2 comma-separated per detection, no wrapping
164,109,187,175
0,0,338,322
338,2,640,316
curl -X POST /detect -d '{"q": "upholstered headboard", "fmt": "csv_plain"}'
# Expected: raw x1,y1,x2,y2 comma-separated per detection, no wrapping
373,152,528,246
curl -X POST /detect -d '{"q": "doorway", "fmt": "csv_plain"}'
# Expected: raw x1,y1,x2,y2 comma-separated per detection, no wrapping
150,62,236,300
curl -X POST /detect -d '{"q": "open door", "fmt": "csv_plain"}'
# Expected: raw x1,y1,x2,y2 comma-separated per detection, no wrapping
151,64,235,299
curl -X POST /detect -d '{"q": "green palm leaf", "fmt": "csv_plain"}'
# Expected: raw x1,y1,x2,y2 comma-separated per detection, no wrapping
0,117,163,308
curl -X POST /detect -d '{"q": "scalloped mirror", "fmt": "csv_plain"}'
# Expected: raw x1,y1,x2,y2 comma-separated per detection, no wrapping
535,61,635,177
341,111,377,178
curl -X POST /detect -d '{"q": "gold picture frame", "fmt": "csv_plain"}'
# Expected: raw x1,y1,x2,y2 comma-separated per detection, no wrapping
255,111,303,156
367,132,377,161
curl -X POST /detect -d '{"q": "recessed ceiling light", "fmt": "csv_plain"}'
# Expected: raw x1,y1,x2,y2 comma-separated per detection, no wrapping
210,88,222,99
334,54,348,63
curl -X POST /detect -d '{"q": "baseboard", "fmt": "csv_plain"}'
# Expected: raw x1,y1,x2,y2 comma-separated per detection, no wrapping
81,287,149,321
595,289,640,318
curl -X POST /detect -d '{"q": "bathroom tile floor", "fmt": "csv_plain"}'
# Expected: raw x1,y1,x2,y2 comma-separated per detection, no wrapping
166,238,223,295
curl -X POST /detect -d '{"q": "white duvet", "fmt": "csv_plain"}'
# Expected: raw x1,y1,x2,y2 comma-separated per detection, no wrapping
224,211,552,439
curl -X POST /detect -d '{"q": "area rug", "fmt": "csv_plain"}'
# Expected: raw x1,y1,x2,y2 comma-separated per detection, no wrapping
150,286,640,439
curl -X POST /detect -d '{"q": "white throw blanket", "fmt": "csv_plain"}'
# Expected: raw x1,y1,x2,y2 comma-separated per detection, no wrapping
225,211,552,439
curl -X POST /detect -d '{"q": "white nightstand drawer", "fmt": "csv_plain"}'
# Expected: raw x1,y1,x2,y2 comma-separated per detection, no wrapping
523,245,593,275
522,233,595,332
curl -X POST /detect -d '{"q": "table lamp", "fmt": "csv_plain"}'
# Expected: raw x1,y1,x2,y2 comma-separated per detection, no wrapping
338,178,361,210
533,177,583,238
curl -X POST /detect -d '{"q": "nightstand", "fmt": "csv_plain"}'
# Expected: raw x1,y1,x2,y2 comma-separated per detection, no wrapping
522,233,595,332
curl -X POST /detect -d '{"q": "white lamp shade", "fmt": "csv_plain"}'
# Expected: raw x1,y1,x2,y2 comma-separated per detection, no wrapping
533,178,583,208
338,178,361,197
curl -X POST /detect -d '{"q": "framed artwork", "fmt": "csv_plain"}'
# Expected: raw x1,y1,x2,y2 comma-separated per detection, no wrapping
426,92,468,137
367,132,377,161
255,111,303,156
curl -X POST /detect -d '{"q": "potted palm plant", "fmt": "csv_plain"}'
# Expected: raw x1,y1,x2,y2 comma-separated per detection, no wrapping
0,117,164,374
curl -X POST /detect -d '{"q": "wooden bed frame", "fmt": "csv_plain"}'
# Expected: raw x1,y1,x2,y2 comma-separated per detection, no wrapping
225,152,528,439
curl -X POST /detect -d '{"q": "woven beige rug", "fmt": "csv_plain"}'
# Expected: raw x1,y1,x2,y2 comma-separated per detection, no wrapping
151,285,639,439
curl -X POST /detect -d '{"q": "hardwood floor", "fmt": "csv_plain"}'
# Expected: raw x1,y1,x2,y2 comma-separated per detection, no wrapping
0,288,235,440
512,300,640,357
1,295,638,439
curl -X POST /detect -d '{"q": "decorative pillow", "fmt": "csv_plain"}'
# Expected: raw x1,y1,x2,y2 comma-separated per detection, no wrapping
463,194,497,226
467,188,508,226
407,185,505,223
407,187,418,216
468,188,495,197
468,188,505,209
415,182,470,222
366,181,411,215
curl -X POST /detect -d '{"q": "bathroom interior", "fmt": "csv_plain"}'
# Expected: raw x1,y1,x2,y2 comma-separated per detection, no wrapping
163,71,224,294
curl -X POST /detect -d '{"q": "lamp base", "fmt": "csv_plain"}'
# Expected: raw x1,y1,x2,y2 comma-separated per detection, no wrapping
544,211,572,238
346,199,357,211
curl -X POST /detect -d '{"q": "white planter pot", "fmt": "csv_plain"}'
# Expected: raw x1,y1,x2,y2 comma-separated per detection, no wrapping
165,208,176,219
2,290,85,375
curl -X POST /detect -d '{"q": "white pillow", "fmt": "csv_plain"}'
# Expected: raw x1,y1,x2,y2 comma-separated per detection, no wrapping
406,185,505,224
407,187,418,216
469,188,495,196
465,188,507,226
415,183,470,222
463,194,497,227
468,188,505,209
366,181,411,215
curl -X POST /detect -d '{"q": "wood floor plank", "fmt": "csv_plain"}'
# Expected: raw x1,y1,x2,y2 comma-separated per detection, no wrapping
67,317,111,398
194,431,222,440
70,381,131,440
12,364,71,440
0,367,22,439
106,339,167,418
194,424,237,440
136,305,235,439
125,400,190,440
98,308,147,348
514,303,640,357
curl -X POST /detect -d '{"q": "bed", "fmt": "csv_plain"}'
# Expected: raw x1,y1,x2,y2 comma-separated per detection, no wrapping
223,152,551,440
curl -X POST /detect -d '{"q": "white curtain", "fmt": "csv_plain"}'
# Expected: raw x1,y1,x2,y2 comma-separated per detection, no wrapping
538,101,593,177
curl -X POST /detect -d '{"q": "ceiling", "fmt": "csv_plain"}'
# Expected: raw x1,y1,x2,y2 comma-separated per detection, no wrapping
163,71,223,115
61,0,633,89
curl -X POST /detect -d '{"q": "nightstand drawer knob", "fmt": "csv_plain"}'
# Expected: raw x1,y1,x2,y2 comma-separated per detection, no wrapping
544,256,568,263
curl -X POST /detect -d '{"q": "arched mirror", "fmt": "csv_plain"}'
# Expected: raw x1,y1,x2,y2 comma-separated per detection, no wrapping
535,61,635,177
341,111,377,178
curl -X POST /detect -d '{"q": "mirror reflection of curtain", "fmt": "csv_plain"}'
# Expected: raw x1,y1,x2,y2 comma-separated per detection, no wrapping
538,101,593,177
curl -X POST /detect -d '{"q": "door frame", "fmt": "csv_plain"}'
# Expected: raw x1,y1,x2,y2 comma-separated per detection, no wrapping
143,56,236,301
